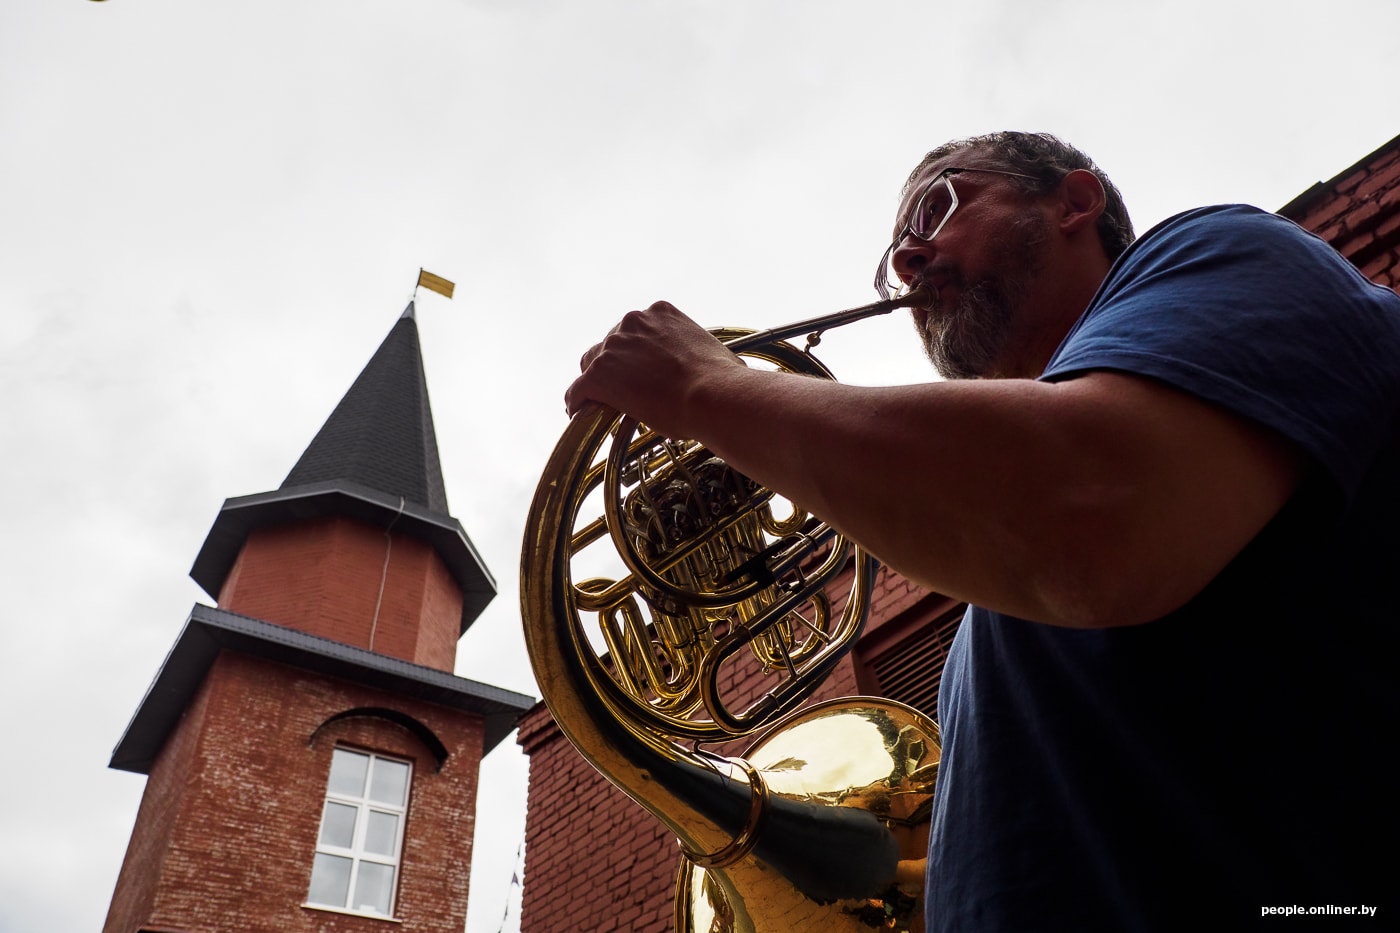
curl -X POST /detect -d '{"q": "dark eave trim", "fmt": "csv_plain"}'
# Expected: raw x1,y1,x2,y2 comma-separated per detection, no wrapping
110,604,534,774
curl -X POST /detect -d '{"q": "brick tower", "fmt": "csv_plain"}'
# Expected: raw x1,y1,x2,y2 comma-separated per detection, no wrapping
104,303,533,933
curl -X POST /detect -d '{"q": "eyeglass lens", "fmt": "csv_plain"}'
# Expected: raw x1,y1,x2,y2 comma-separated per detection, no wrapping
910,175,957,239
875,173,957,298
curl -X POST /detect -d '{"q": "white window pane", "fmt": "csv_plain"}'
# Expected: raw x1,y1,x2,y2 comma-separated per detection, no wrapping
308,853,352,908
353,861,395,915
318,801,358,849
369,758,409,806
328,749,369,797
313,749,409,917
364,810,399,857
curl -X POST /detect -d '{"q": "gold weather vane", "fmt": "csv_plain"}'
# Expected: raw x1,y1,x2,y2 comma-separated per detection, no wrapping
415,268,455,300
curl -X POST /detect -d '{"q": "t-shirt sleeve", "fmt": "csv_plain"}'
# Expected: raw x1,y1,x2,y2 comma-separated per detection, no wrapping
1041,204,1400,499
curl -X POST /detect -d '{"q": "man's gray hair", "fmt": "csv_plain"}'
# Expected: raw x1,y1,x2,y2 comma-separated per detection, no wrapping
907,131,1135,261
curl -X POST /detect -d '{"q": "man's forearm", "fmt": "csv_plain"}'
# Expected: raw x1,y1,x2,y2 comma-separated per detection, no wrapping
675,366,1303,629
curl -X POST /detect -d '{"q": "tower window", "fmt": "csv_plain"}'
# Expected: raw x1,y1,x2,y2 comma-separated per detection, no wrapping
306,747,412,917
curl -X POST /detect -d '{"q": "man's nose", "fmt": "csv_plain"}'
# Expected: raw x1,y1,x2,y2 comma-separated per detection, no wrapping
891,233,935,286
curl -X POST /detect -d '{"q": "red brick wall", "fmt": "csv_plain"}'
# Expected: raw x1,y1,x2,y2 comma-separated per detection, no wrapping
217,516,464,672
105,652,484,933
1282,137,1400,291
867,565,941,630
517,708,677,933
103,652,218,930
516,554,943,933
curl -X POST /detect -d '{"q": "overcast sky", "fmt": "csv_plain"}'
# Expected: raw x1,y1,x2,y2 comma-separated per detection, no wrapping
2,1,1396,931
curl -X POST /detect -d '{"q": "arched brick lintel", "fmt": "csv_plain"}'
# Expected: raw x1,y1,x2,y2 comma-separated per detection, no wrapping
310,706,450,772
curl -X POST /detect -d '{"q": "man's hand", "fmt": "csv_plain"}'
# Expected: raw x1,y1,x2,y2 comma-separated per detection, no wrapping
564,301,746,439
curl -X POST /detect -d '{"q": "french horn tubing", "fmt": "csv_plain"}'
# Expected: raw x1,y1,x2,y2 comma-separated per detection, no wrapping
520,287,941,932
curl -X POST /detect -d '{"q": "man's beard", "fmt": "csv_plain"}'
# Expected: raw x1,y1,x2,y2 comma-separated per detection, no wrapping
919,213,1049,380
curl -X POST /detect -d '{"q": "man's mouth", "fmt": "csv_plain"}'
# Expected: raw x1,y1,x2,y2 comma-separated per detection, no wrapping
906,279,946,331
903,282,937,307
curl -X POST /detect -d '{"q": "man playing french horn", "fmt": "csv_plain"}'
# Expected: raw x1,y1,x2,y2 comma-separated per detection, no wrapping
565,132,1400,930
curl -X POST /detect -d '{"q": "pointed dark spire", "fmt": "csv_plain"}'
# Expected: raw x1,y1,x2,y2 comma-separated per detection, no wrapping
190,303,496,632
281,302,448,512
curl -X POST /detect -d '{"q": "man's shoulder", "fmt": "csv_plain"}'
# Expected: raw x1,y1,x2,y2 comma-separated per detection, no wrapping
1125,203,1306,264
1104,201,1392,310
1139,203,1274,235
1049,201,1400,500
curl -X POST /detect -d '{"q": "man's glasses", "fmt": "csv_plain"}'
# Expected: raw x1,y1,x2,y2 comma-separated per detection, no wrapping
873,166,1039,300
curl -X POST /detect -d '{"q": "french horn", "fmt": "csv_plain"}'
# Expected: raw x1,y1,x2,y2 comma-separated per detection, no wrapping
520,288,941,932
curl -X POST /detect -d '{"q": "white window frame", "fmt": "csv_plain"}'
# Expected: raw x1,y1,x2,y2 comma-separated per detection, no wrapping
305,747,412,918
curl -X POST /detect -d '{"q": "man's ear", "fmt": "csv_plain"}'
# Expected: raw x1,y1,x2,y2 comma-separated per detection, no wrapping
1057,168,1106,235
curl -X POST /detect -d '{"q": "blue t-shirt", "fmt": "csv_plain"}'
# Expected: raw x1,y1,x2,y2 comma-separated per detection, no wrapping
926,206,1400,931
